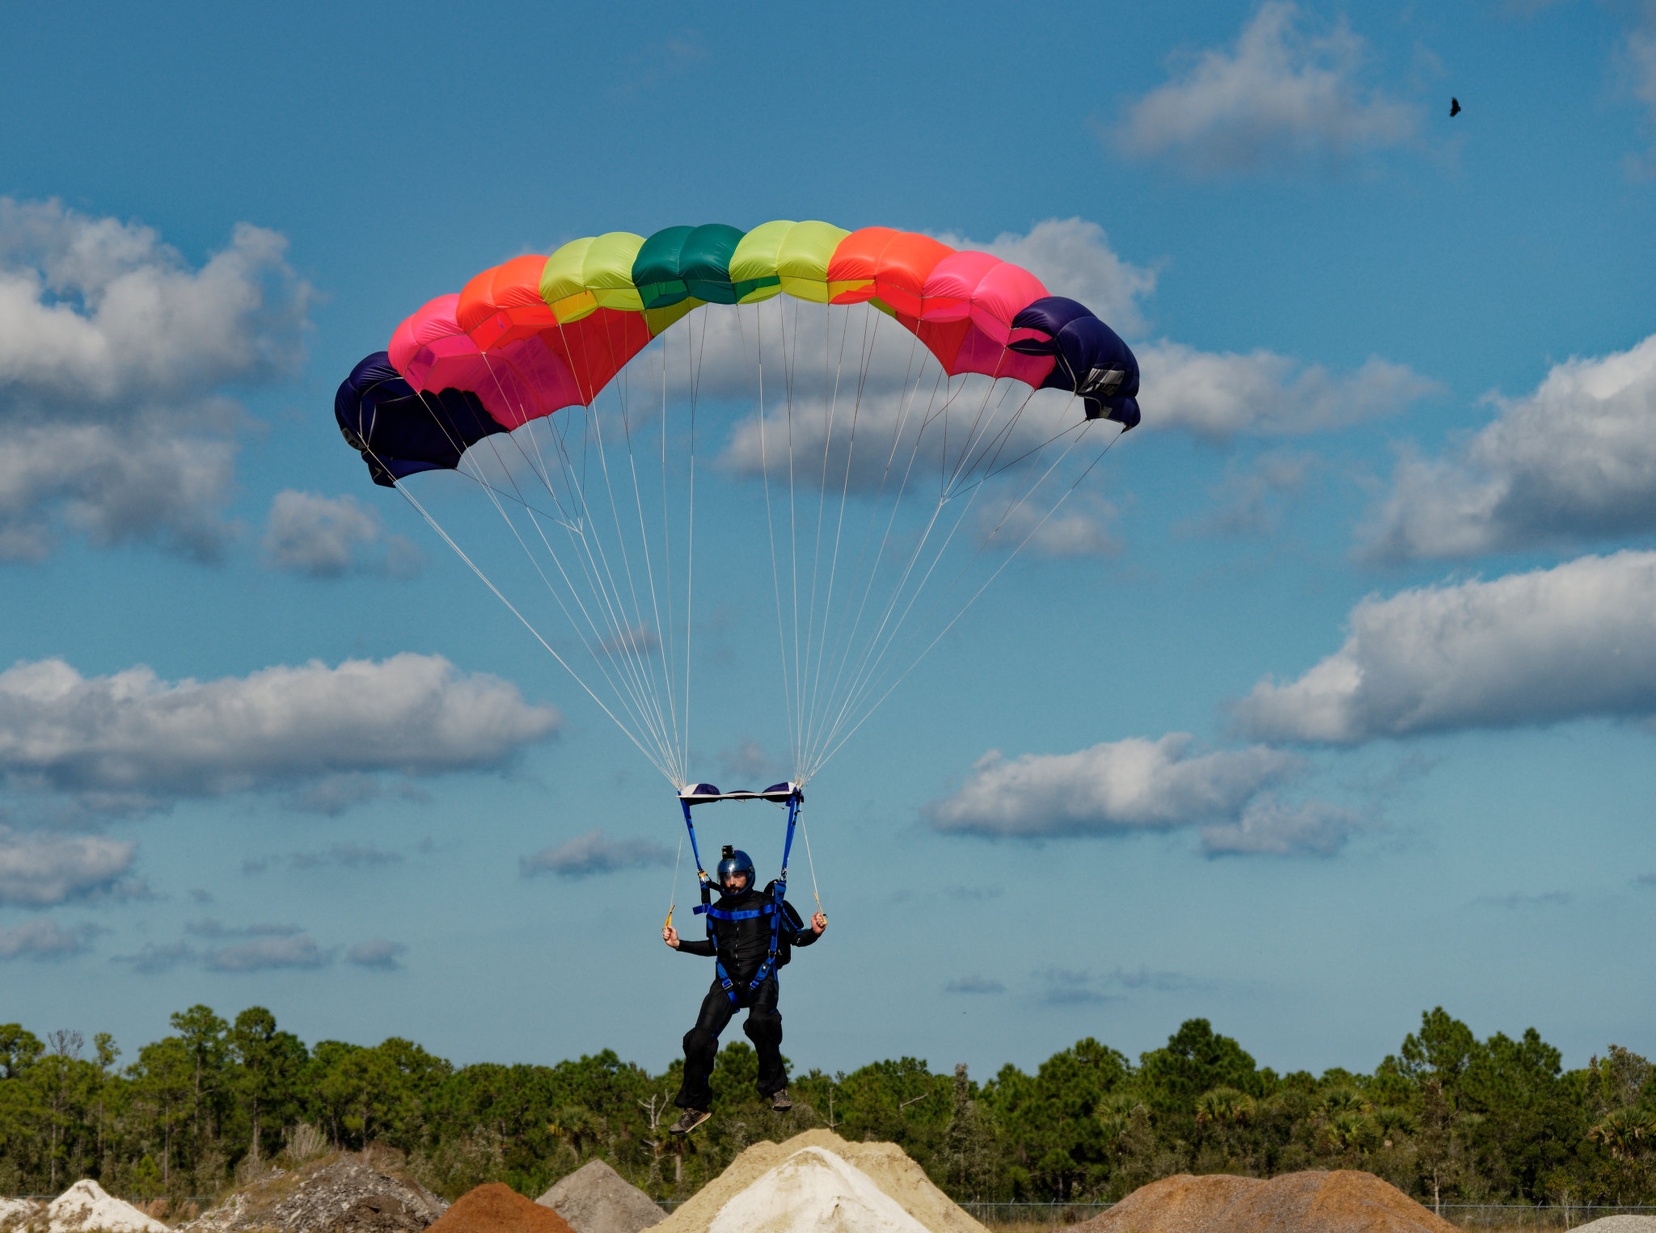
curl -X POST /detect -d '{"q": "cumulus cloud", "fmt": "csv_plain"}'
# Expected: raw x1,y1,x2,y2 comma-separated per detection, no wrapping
0,653,559,813
0,198,310,559
263,490,421,578
1201,796,1363,856
926,733,1301,838
203,933,329,972
1234,550,1656,743
521,829,675,878
982,494,1119,558
0,918,98,961
0,827,136,904
346,938,406,970
1140,342,1436,440
1115,3,1419,175
1364,334,1656,561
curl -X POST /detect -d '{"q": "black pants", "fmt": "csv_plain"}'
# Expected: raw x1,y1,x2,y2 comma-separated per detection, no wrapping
674,975,784,1109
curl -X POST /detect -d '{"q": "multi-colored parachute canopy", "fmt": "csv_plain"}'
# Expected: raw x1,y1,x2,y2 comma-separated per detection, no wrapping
337,220,1140,790
339,221,1138,486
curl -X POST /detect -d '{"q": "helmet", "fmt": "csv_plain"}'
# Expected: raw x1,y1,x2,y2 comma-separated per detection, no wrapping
716,846,756,895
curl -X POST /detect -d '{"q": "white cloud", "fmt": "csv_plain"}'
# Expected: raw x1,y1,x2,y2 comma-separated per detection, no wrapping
521,829,675,877
1201,796,1363,855
1235,550,1656,743
0,420,238,561
0,918,97,961
346,938,406,970
1116,2,1419,175
203,933,329,972
263,490,421,578
0,827,135,905
925,733,1301,838
933,218,1157,336
983,494,1120,558
0,653,559,810
1140,342,1437,440
1364,334,1656,561
0,198,310,560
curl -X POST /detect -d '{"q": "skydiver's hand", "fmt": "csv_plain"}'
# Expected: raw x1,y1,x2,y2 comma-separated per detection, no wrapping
811,911,827,934
663,924,680,949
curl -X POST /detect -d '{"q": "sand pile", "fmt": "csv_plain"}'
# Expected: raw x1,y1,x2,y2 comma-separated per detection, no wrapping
537,1160,665,1233
1574,1220,1656,1232
182,1155,446,1233
42,1181,168,1233
0,1200,41,1229
425,1184,574,1233
707,1146,930,1233
643,1130,986,1233
1064,1170,1458,1233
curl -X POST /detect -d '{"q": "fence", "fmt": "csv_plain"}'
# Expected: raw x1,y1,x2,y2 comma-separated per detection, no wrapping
955,1200,1656,1230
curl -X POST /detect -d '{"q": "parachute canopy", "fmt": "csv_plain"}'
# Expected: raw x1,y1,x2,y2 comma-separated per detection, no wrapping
340,220,1138,485
336,219,1141,791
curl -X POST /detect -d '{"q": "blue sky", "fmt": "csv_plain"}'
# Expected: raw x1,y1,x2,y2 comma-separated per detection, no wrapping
2,0,1654,1082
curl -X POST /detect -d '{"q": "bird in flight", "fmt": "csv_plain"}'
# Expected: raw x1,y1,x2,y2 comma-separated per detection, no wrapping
1450,97,1462,117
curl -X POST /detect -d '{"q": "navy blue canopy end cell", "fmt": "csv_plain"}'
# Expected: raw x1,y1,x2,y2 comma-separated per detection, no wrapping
335,352,507,488
1009,297,1141,430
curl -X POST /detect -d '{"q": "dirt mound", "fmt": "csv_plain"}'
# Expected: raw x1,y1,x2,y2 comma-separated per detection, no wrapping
426,1185,573,1233
536,1160,664,1233
1573,1220,1656,1232
43,1181,168,1233
1063,1170,1457,1233
642,1130,986,1233
182,1154,447,1233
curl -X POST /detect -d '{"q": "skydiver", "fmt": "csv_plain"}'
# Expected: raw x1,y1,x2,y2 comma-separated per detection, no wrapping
662,846,827,1135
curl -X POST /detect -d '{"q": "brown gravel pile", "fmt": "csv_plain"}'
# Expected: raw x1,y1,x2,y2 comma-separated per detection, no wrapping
1064,1170,1458,1233
182,1154,447,1233
536,1160,665,1233
425,1185,574,1233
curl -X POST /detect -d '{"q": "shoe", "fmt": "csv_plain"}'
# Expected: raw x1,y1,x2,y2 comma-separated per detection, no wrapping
771,1088,792,1111
669,1108,710,1136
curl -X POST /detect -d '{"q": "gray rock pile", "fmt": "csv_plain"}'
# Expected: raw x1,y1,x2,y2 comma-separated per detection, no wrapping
183,1155,447,1233
536,1160,665,1233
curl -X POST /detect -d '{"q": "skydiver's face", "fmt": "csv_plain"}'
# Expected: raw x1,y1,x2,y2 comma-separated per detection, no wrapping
723,872,749,894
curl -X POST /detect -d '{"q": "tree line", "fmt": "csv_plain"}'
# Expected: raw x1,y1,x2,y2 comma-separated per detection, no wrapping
0,1007,1651,1211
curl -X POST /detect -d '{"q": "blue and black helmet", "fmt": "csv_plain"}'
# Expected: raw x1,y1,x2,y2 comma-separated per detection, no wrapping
716,846,755,893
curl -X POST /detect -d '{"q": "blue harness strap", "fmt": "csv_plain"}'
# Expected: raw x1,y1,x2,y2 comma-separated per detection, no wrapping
677,789,803,1006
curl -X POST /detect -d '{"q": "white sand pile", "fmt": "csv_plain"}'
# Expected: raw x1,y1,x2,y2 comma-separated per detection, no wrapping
708,1147,929,1233
45,1181,167,1233
644,1130,985,1233
1572,1219,1656,1232
0,1200,42,1228
538,1159,666,1233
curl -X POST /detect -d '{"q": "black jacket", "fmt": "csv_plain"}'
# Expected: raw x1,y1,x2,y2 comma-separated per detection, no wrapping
676,880,819,981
